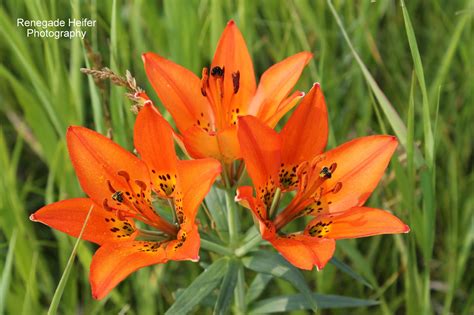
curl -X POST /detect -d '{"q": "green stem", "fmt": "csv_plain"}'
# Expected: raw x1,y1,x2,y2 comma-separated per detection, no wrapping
235,234,262,257
225,188,240,246
137,228,169,241
200,239,233,256
234,263,246,315
167,198,177,225
269,187,282,219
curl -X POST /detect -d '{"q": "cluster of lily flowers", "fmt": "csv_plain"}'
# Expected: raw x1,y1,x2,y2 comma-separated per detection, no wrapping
30,21,409,300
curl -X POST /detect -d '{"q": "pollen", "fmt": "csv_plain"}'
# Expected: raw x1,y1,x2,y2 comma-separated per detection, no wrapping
112,191,124,203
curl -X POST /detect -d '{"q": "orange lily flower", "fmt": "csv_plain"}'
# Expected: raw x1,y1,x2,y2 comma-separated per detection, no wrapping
236,84,409,270
142,20,312,166
30,104,221,299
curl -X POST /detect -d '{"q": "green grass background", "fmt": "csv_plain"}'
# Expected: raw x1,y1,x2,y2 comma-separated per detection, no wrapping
0,0,473,314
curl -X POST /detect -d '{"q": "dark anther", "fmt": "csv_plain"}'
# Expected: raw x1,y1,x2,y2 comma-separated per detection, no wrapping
135,180,147,191
201,67,209,96
117,170,131,181
107,180,116,193
319,166,332,179
232,71,240,94
332,182,343,194
329,162,337,173
103,199,113,211
211,66,224,77
112,191,124,203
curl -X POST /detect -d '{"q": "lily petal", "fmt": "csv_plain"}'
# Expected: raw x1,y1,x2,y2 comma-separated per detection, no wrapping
142,52,215,133
66,126,150,213
235,186,267,221
280,83,328,165
269,235,335,270
264,90,304,128
237,115,281,189
305,206,410,239
134,103,178,197
217,126,241,161
90,240,167,300
322,135,398,213
166,225,200,261
182,126,221,160
248,52,312,123
30,198,137,245
211,20,256,119
176,158,221,223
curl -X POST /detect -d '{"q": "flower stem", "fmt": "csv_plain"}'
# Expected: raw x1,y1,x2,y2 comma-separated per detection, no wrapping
200,239,233,256
137,228,169,241
225,188,240,246
269,187,282,219
235,234,262,257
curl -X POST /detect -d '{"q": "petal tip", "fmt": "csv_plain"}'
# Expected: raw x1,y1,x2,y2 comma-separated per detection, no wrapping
302,51,313,62
142,52,160,64
227,19,235,26
403,224,411,233
29,213,37,221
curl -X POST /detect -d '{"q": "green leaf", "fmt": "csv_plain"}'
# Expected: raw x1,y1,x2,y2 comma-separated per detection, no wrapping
242,251,318,312
330,257,373,289
213,259,239,315
249,293,379,314
400,0,434,168
246,273,273,304
165,257,229,315
204,186,229,233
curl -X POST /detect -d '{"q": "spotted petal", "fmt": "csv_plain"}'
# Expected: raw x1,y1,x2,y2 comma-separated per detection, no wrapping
166,225,200,261
134,103,178,198
237,115,281,189
305,206,410,239
30,198,137,245
142,52,215,134
211,20,256,121
175,158,221,226
322,135,398,213
90,240,167,300
67,126,150,212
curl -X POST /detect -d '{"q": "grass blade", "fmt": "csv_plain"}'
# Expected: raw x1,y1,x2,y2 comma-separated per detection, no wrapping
0,230,17,313
47,205,93,315
327,0,424,167
400,0,434,168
